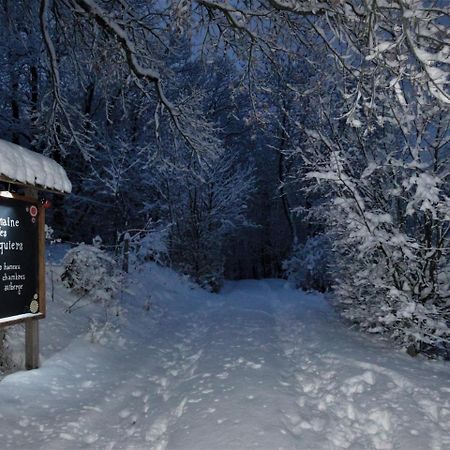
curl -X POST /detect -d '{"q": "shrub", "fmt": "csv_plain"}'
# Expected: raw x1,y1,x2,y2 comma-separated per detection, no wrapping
283,235,332,292
61,243,122,303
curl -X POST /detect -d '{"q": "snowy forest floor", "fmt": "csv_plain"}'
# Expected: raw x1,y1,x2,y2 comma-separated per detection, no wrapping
0,259,449,450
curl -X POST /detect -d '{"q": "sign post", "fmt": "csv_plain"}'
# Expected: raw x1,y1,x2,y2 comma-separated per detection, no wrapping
25,320,39,370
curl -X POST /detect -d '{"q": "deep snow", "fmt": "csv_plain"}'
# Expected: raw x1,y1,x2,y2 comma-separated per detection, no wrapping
0,261,449,449
0,139,71,193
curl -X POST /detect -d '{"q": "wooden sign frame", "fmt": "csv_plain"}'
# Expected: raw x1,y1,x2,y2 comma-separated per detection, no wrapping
0,139,69,370
0,191,45,327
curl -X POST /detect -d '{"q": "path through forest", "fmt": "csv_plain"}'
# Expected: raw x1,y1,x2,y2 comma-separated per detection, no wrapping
0,264,449,449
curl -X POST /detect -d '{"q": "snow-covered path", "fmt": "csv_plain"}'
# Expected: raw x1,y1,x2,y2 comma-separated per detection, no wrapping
0,264,449,449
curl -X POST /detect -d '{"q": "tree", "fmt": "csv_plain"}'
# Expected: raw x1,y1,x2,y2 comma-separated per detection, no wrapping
299,58,450,355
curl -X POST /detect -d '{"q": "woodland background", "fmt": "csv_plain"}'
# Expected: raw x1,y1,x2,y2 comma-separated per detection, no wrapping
0,0,449,356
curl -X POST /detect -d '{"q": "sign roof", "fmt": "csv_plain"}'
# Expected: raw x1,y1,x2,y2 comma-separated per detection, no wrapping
0,139,71,194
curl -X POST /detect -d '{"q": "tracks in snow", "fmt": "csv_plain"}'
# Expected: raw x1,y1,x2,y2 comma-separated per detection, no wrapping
143,314,211,450
1,275,449,450
272,287,450,450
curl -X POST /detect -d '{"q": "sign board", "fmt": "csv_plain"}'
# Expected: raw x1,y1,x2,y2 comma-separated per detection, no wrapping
0,193,45,325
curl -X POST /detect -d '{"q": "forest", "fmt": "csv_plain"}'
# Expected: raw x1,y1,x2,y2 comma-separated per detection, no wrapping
0,0,449,358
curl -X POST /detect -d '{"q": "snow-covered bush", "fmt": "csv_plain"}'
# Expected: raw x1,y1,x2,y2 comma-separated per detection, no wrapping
283,235,332,292
131,226,169,266
61,243,122,303
172,238,225,293
296,57,450,357
306,145,450,357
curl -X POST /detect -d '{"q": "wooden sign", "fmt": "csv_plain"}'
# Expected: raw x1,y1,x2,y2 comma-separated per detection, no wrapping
0,193,45,325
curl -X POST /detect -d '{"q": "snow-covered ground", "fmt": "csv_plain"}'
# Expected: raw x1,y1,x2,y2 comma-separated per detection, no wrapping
0,261,449,449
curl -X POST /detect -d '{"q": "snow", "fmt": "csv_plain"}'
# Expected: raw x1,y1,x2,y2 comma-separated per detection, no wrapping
0,139,71,193
0,256,449,449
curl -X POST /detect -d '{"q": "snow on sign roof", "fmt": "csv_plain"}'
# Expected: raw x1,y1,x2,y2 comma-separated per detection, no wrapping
0,139,71,194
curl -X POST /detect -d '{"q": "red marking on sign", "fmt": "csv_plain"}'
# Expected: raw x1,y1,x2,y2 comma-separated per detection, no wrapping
29,205,38,217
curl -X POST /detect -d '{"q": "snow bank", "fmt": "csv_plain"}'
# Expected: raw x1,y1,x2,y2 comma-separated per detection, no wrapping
0,139,71,193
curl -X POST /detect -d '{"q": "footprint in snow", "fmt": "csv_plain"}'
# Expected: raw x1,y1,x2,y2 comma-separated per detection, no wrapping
216,372,229,379
119,409,131,419
145,416,168,443
246,361,262,369
83,434,98,444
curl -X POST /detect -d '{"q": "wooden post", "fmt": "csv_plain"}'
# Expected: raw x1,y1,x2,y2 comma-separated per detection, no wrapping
0,329,5,357
25,320,39,370
24,187,42,370
122,233,130,273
